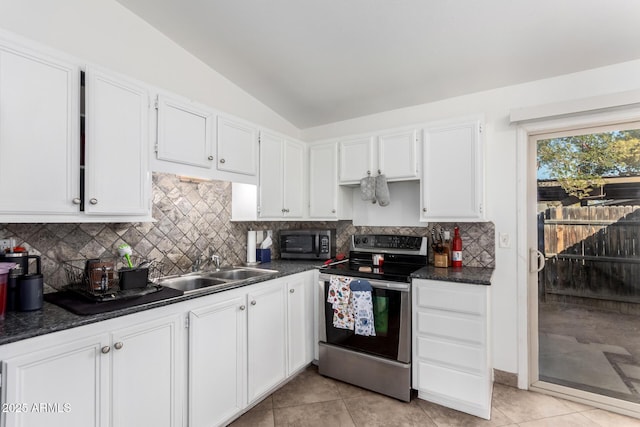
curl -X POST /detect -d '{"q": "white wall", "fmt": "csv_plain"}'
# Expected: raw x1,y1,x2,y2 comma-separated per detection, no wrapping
0,0,300,139
302,59,640,376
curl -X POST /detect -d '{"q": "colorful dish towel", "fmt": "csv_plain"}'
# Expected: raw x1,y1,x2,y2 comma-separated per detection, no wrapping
350,279,376,337
327,275,354,330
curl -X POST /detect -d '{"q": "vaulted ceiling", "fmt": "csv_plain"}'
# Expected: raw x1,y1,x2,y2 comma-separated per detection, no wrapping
115,0,640,129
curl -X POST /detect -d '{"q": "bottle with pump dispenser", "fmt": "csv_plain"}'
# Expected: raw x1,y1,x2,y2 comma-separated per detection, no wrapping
452,227,463,268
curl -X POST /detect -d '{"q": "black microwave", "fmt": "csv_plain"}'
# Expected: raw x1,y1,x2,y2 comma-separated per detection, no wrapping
280,230,335,260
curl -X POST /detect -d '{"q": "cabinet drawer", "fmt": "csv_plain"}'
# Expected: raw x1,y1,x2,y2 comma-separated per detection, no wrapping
414,280,486,315
416,311,485,345
416,360,488,406
416,336,484,373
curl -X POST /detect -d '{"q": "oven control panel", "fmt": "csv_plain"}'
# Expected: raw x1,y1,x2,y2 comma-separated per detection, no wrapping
351,234,427,255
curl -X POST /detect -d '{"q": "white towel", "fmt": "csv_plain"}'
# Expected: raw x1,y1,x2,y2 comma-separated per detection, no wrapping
327,276,354,330
349,279,376,336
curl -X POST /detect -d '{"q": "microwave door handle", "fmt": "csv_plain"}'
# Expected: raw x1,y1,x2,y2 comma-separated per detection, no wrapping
315,235,320,257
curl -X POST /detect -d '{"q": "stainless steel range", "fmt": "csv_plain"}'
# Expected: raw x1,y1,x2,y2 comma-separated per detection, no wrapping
318,234,427,402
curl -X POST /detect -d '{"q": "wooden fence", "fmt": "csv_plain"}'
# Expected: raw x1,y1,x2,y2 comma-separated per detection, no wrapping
539,206,640,305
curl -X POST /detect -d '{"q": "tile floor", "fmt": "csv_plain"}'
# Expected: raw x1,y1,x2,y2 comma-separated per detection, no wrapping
229,365,640,426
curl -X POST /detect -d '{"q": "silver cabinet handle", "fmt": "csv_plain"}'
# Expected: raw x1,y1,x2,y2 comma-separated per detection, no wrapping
208,155,214,161
90,198,98,205
239,305,246,311
220,158,226,164
378,169,381,175
289,289,295,294
281,208,286,213
422,208,427,212
331,209,336,213
114,342,124,350
72,198,81,205
250,300,257,306
101,346,110,354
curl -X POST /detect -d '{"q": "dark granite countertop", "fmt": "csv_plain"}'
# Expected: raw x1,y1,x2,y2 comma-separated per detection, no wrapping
0,260,320,347
411,265,494,285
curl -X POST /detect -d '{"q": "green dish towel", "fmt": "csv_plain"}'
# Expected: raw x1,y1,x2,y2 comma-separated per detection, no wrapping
374,296,389,336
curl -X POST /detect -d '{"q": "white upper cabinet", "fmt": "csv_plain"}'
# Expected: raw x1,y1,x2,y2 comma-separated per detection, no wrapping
308,141,353,220
0,42,80,216
309,142,338,218
338,129,419,184
258,131,305,219
378,129,419,180
217,115,258,176
338,136,374,183
421,119,484,221
85,68,150,216
156,95,214,168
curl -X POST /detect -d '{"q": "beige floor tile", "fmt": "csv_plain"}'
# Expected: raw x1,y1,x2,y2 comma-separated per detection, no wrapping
416,398,514,426
229,409,275,427
581,409,640,426
272,366,342,408
252,395,274,412
344,393,436,426
517,412,601,427
273,400,355,426
492,384,577,423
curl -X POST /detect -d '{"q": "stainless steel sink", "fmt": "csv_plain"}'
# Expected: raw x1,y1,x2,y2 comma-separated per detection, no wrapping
204,267,278,281
157,274,229,294
158,268,278,295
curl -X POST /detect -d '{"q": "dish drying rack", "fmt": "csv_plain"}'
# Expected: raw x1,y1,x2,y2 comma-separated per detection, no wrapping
63,256,165,302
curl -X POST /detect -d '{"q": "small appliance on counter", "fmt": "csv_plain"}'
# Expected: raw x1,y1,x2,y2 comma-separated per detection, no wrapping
279,229,335,260
0,249,44,312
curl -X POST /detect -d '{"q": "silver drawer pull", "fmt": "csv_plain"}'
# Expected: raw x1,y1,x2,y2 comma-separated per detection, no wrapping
114,342,124,350
250,300,257,306
239,305,246,311
101,346,110,354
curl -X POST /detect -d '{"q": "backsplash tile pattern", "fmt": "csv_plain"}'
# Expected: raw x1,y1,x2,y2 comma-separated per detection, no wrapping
0,173,495,289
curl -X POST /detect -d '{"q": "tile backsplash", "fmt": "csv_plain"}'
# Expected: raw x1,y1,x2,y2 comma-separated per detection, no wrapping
0,173,495,289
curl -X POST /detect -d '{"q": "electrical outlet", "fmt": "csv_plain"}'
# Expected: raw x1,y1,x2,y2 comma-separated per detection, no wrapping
499,233,511,248
0,239,11,251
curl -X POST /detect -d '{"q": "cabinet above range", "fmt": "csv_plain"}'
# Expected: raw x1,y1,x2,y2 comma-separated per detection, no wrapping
338,128,420,184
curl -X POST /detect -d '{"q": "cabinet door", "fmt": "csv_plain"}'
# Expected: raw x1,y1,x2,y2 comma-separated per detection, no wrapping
339,136,374,183
309,143,338,219
247,280,287,403
85,68,149,216
2,335,109,427
156,95,214,168
283,140,304,218
111,315,182,427
258,131,284,218
378,129,418,180
286,273,313,375
0,44,80,215
421,120,483,221
189,295,246,427
217,116,258,176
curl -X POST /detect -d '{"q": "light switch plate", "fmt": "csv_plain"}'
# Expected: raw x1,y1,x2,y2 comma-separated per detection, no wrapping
499,233,511,248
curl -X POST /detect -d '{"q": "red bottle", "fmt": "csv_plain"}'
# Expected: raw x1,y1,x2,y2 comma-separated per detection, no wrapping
452,227,462,268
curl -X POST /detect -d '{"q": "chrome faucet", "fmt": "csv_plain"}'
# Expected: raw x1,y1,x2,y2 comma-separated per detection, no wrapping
211,254,221,270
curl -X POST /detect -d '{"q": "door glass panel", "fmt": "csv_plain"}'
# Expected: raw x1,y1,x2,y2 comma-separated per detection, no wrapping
537,126,640,403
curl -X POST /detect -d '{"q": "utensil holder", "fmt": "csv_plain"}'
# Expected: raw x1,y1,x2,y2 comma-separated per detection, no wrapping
118,267,150,290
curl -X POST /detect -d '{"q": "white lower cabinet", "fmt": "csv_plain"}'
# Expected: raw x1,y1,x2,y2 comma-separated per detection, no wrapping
189,294,246,427
412,279,492,420
189,271,315,427
286,274,314,375
1,313,183,427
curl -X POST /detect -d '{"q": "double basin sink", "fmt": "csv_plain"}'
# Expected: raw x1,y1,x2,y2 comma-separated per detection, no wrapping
158,267,279,295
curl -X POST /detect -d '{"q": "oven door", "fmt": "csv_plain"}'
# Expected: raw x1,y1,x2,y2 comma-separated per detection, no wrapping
318,274,411,363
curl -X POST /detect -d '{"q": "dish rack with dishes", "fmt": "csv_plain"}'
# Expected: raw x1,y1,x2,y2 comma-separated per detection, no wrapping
63,257,165,301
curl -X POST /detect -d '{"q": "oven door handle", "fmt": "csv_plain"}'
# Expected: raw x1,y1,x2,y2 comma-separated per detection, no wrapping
319,274,410,292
